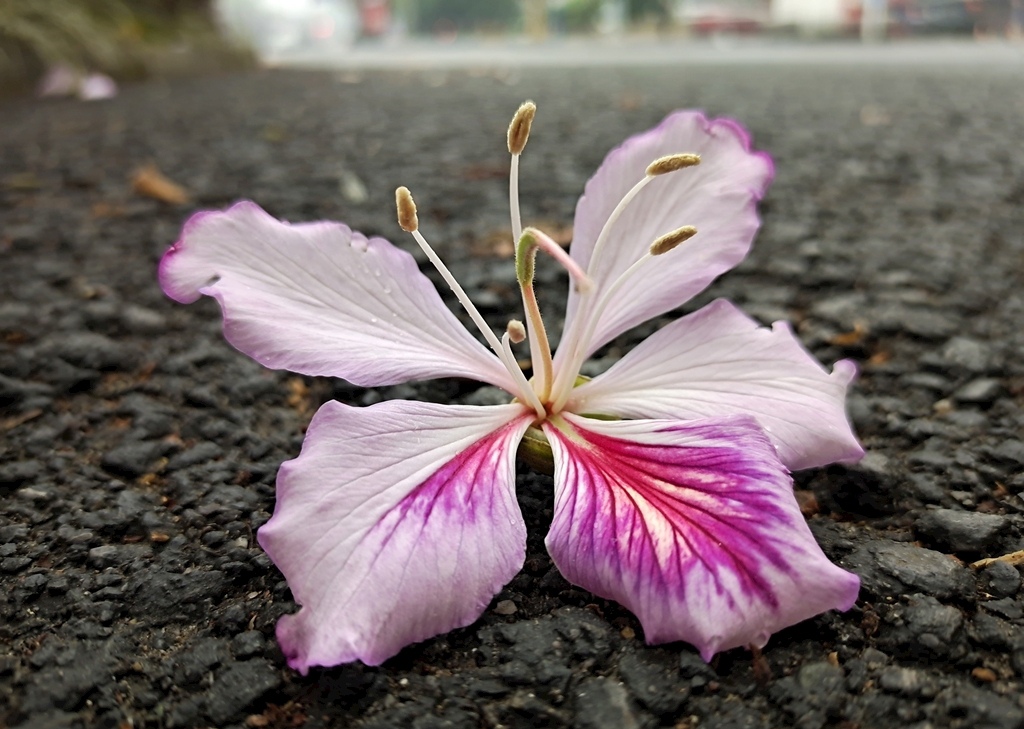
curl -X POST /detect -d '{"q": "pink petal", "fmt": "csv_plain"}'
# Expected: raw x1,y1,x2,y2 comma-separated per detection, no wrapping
37,65,78,97
543,413,859,660
78,73,118,101
159,202,515,390
560,111,773,360
568,299,864,470
258,400,533,671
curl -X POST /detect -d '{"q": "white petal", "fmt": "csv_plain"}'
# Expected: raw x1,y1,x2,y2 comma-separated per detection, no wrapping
159,202,514,390
569,300,863,470
560,111,773,360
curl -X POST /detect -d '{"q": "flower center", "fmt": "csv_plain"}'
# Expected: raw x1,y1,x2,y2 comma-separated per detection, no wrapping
392,103,704,427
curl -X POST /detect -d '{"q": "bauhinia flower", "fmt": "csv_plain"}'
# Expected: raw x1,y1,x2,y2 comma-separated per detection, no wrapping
158,102,863,674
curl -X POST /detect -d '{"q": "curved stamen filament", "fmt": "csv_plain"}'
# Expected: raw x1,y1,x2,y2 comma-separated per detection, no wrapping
584,175,654,277
548,175,655,402
397,186,542,412
517,228,593,402
551,223,698,411
550,250,656,412
550,154,702,407
500,331,546,417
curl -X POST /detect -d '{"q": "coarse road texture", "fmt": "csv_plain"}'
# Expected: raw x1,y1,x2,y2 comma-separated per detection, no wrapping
2,52,1024,728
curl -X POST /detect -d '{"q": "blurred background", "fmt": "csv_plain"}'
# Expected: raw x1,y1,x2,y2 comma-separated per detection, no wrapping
1,0,1021,94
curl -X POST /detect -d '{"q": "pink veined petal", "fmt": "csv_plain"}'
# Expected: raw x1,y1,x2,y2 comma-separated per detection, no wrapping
559,111,774,362
257,400,534,672
158,201,515,391
568,299,864,471
542,413,860,661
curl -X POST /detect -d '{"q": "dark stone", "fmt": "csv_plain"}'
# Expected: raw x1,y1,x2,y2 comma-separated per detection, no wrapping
166,442,224,472
906,446,954,472
618,649,688,718
172,639,231,686
988,439,1024,466
905,473,945,503
478,608,615,693
128,569,228,624
846,541,974,601
929,685,1024,729
877,595,966,661
167,697,205,728
87,545,122,569
101,440,169,478
45,332,138,371
0,460,41,489
980,561,1021,598
954,378,1004,406
230,630,266,659
678,650,716,688
0,374,53,407
36,358,100,393
120,304,167,334
19,640,117,713
573,677,646,729
204,659,282,725
769,662,847,729
982,598,1024,621
969,612,1021,650
877,306,957,339
914,509,1009,554
940,336,993,374
2,556,32,573
877,667,936,698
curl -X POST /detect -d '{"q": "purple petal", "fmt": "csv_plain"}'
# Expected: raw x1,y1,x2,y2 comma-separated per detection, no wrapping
569,299,864,470
559,111,773,361
543,413,859,660
37,65,78,97
258,400,533,671
78,73,118,101
159,202,515,391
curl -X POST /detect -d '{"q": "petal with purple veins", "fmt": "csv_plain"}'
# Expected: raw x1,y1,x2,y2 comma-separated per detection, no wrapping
543,412,859,660
258,400,533,671
568,299,864,470
159,201,515,390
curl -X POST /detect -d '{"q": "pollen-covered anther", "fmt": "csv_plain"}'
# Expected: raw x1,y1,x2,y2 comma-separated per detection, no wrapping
395,186,418,232
507,101,537,156
506,319,527,344
646,153,701,177
650,225,698,256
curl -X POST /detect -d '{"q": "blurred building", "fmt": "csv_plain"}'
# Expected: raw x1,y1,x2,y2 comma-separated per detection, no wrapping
769,0,860,31
213,0,394,59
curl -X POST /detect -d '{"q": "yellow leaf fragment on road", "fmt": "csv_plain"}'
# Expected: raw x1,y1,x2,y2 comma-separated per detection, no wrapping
971,550,1024,569
131,164,190,204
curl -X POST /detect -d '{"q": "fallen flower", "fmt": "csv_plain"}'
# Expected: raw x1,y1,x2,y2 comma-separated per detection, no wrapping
159,102,863,673
37,65,118,101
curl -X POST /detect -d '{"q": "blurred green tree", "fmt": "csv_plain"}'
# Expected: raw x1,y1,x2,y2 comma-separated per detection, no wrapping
0,0,134,73
0,0,234,87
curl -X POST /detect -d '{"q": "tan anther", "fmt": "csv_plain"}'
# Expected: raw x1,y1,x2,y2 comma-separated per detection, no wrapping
506,319,527,344
507,101,537,155
395,186,418,232
646,153,701,176
650,225,698,256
